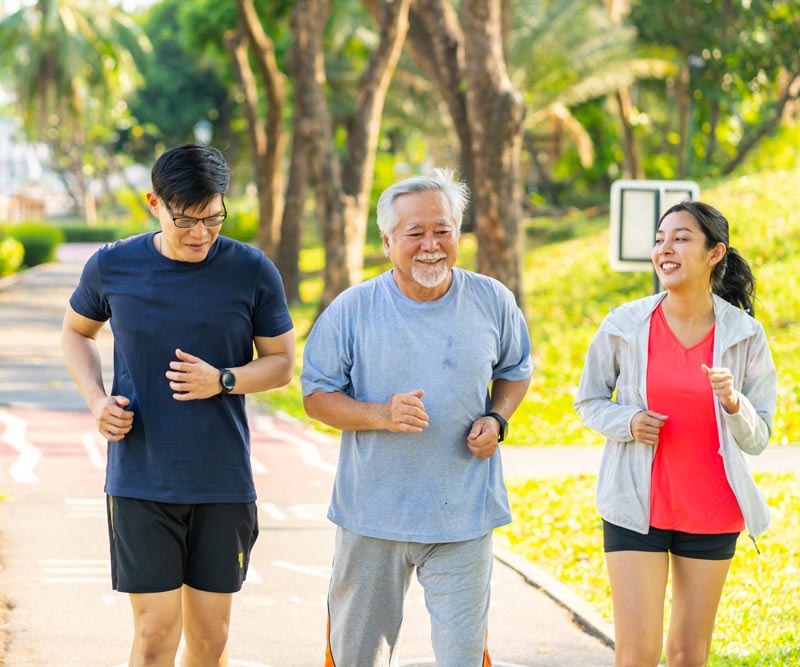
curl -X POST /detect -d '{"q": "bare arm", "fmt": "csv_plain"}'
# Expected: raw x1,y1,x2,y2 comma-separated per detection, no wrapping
304,389,429,434
166,329,296,400
467,377,532,459
61,304,132,441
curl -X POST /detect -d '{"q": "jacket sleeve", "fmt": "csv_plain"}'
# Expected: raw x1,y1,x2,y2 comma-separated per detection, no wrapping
573,324,642,443
723,324,776,455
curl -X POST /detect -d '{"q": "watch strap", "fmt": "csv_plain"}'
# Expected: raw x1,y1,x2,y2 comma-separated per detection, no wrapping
485,411,508,442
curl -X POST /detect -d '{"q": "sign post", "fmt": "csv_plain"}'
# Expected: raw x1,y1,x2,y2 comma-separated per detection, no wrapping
610,180,700,293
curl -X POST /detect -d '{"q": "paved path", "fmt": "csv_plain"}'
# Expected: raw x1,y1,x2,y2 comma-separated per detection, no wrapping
1,244,798,666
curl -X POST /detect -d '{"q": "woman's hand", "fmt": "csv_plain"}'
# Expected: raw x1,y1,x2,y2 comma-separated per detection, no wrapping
631,410,669,446
702,364,740,413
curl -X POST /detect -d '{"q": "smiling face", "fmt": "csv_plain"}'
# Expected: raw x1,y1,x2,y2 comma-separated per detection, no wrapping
653,210,726,292
146,192,225,263
382,190,459,301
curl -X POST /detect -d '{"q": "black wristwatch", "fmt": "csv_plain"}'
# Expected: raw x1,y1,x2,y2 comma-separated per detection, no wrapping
219,368,236,394
485,412,508,442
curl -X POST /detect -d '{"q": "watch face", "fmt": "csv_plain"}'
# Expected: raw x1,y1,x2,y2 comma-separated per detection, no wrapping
221,370,236,391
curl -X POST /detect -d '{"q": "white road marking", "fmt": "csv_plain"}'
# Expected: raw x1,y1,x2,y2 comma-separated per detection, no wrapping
272,560,331,581
294,440,336,475
250,455,268,474
39,558,109,583
66,497,105,519
81,432,106,469
0,409,42,483
260,502,287,521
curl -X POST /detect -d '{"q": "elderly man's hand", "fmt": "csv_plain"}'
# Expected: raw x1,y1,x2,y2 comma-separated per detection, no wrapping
467,417,500,459
383,389,429,433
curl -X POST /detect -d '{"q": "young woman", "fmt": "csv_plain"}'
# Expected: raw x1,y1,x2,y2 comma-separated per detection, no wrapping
574,201,776,667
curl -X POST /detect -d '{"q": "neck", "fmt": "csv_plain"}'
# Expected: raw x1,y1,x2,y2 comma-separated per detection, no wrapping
662,288,714,323
394,269,453,302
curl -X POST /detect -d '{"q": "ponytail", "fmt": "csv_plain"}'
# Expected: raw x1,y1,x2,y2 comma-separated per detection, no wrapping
712,245,756,316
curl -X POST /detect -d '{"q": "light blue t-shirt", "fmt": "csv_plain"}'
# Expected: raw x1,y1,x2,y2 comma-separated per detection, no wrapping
301,268,533,543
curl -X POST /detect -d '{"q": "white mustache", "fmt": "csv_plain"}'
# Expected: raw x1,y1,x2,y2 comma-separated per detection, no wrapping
414,253,446,261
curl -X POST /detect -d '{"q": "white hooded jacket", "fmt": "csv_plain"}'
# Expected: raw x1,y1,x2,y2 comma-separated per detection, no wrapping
574,293,777,540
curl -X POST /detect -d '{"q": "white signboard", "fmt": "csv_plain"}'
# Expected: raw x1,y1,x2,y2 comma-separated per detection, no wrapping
610,180,700,271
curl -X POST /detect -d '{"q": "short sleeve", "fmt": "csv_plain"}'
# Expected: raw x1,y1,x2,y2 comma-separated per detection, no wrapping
300,298,354,397
252,257,294,338
69,249,111,322
492,287,533,381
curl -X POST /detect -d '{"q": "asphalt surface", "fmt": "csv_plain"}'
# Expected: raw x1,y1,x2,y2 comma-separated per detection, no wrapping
1,244,797,667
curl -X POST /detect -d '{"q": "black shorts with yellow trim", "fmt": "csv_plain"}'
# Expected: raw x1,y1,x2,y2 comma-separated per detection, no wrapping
106,495,259,593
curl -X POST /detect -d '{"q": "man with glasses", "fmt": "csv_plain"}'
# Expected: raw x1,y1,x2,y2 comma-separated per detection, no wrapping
61,144,295,666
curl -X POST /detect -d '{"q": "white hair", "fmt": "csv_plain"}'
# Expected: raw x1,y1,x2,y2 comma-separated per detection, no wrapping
376,168,470,237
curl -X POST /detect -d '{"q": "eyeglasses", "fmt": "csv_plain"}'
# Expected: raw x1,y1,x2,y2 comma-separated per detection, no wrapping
162,198,227,228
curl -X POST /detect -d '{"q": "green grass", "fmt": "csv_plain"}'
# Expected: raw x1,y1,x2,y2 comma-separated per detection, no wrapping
257,165,800,446
498,472,800,666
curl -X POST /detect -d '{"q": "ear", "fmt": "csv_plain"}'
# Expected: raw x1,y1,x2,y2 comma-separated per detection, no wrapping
145,192,160,214
382,232,391,258
708,242,727,267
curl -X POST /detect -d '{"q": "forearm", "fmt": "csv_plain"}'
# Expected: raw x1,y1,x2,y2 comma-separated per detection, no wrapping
304,391,389,431
61,328,108,414
489,377,531,420
227,352,294,395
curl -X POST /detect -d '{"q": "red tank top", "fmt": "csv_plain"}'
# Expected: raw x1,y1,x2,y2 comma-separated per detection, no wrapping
647,303,744,533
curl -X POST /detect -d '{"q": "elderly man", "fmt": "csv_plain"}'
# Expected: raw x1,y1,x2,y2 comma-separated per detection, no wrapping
301,169,533,667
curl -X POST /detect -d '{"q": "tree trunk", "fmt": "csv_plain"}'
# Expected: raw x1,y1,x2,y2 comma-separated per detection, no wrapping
292,0,409,311
461,0,526,303
224,26,273,251
235,0,287,257
342,0,411,284
289,0,349,312
677,57,691,178
615,88,643,179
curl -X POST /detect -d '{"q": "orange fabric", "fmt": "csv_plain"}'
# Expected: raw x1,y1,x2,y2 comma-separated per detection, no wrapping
483,627,492,666
647,304,744,533
325,613,335,667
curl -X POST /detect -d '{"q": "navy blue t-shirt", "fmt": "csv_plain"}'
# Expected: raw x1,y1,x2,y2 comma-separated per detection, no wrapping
70,232,293,503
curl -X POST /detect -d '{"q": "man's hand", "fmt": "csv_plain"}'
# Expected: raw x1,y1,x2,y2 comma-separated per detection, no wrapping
166,348,222,400
382,389,429,433
92,395,133,442
467,416,500,460
702,364,740,414
631,410,669,446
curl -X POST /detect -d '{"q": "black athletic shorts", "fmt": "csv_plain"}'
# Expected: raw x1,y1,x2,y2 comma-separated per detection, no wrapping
107,495,259,593
603,520,739,560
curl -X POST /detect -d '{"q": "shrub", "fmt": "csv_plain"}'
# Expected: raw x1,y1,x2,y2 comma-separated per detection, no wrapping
7,223,65,267
0,235,24,276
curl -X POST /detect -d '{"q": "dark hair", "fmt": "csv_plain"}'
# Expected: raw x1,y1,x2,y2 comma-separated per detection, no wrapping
658,200,756,315
151,144,230,210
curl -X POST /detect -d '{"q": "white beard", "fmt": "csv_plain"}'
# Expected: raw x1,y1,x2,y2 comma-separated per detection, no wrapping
411,254,449,288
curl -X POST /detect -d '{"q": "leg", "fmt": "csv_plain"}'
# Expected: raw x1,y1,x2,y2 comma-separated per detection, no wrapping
414,533,493,667
665,555,732,667
605,551,669,667
326,527,413,667
128,589,183,667
180,584,233,667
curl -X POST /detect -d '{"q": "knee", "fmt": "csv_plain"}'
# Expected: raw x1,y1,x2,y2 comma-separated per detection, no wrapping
134,622,181,663
615,647,663,667
184,623,229,660
666,643,710,667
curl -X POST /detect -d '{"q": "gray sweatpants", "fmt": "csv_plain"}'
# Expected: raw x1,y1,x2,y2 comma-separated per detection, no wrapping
324,527,494,667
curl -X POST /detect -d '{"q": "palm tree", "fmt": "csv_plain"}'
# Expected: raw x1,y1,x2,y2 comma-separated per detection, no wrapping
0,0,148,223
507,0,675,204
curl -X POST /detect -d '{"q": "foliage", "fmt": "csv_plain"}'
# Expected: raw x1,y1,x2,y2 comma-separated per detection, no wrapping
628,0,800,176
0,0,150,216
57,223,151,243
0,235,25,276
122,0,232,158
4,223,65,267
498,472,800,666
